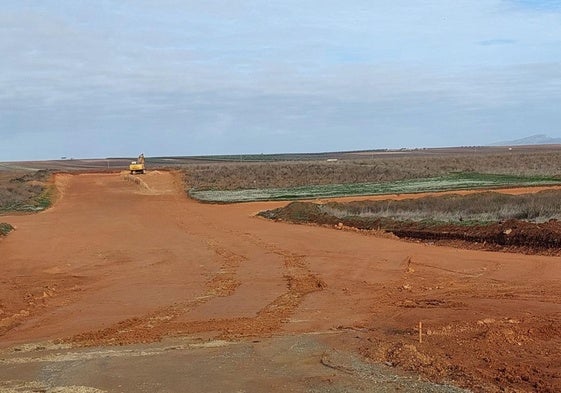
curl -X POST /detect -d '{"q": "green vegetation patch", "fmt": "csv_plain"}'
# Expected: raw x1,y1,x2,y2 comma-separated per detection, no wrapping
189,173,561,203
0,222,14,236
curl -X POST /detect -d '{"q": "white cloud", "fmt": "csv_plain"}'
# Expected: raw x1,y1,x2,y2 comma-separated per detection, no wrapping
1,1,561,160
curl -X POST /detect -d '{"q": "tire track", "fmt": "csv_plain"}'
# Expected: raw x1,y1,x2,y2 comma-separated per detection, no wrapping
68,234,325,346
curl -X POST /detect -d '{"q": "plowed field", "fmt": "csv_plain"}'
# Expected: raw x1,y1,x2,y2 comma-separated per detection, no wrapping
1,171,561,392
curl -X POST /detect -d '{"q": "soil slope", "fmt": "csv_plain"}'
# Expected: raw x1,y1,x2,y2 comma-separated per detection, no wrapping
1,171,561,392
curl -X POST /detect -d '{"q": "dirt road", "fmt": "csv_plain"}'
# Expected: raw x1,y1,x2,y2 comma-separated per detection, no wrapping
1,171,561,392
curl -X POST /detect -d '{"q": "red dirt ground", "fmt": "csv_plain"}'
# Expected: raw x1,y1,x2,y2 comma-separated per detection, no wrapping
1,171,561,392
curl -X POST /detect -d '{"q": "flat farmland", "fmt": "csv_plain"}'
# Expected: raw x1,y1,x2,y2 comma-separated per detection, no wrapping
1,149,561,392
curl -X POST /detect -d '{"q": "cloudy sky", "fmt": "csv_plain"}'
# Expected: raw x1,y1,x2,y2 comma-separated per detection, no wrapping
1,0,561,160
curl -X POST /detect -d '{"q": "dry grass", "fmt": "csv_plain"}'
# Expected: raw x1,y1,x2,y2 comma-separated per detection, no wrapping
321,190,561,224
0,170,53,212
184,150,561,191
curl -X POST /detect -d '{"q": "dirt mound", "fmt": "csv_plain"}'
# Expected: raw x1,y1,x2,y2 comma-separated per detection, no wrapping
259,202,336,225
359,316,561,392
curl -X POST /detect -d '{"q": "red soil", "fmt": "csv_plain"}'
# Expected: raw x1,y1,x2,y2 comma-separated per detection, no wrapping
1,171,561,392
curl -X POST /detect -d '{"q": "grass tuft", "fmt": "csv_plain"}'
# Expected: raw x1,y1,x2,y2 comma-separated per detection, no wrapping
0,222,14,236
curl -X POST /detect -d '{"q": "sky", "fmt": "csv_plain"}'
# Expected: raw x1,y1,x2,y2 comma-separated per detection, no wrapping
1,0,561,160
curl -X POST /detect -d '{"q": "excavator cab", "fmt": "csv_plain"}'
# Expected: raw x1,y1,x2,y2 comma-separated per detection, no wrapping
129,154,146,174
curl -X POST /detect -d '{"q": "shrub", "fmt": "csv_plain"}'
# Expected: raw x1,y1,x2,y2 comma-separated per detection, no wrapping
0,170,53,212
0,222,14,236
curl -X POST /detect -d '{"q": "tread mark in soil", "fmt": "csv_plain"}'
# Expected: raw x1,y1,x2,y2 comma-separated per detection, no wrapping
68,237,325,346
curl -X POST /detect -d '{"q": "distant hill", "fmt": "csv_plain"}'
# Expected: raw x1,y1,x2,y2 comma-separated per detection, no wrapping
490,134,561,146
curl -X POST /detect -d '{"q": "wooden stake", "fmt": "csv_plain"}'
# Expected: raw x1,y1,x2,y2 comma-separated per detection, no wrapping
419,321,423,343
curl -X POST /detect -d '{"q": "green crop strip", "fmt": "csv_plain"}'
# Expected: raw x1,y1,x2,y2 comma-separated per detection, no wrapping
189,173,561,203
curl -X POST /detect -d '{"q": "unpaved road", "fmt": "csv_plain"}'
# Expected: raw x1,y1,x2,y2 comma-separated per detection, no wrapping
1,171,561,392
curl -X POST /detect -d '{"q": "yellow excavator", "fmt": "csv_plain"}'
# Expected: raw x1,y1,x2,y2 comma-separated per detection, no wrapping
129,153,146,174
